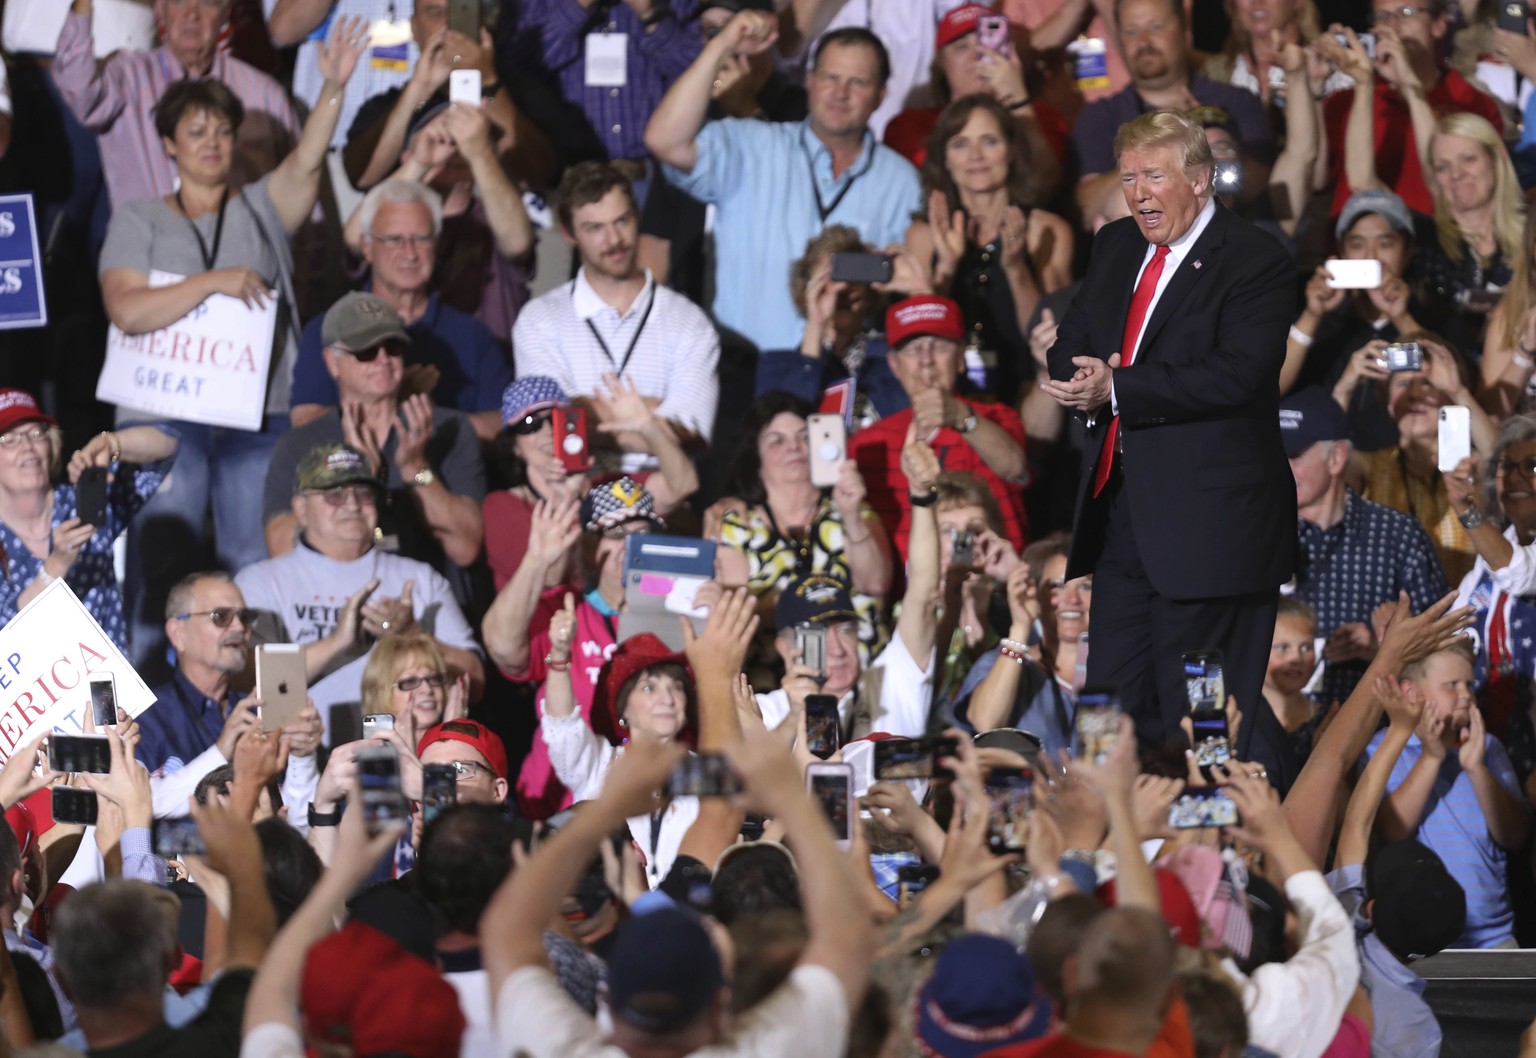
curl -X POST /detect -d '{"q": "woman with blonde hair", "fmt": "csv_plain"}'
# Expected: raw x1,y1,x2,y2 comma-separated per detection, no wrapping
1204,0,1348,105
1479,210,1536,418
359,631,467,746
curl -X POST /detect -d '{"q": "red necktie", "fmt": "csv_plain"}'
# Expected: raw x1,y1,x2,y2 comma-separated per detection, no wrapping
1094,244,1171,497
1484,590,1516,740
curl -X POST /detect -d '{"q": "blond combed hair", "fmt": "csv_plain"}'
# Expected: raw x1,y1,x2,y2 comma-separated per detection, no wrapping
1428,113,1525,268
1113,110,1214,186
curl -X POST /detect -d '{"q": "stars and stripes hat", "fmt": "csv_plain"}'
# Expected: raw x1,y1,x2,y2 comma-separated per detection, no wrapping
581,476,666,532
501,376,568,426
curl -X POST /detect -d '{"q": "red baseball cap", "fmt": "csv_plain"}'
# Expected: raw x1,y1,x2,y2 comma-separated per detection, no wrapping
416,719,510,781
0,390,55,436
886,295,965,348
301,921,466,1057
936,4,992,48
591,633,693,744
1097,868,1203,949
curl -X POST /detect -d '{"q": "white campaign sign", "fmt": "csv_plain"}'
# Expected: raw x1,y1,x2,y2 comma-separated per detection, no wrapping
0,581,155,768
97,270,276,430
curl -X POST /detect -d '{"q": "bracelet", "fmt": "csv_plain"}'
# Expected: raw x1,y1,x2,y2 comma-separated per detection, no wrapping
998,641,1027,665
1288,325,1314,348
546,654,572,672
1458,503,1484,530
1006,96,1033,111
999,637,1030,655
909,488,938,508
102,431,121,463
308,804,342,828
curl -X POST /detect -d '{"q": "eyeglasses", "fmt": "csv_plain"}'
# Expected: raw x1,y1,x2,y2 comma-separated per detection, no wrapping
395,673,449,692
446,760,493,779
0,426,47,449
338,343,405,363
372,233,435,251
173,607,258,628
599,522,652,541
1498,459,1536,478
307,484,379,507
1371,4,1428,21
510,410,553,436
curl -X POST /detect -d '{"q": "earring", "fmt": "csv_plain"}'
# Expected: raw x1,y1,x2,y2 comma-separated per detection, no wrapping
618,716,628,728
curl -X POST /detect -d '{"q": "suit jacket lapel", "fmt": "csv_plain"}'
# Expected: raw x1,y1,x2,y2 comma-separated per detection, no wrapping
1136,203,1229,355
1104,225,1148,356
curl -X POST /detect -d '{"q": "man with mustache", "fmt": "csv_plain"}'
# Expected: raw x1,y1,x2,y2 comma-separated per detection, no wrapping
1070,0,1272,217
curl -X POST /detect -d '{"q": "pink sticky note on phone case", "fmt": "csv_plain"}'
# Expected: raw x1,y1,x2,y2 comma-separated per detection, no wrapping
637,574,675,596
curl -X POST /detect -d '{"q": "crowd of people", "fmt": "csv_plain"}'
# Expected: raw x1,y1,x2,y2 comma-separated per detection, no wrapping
1,0,1536,1052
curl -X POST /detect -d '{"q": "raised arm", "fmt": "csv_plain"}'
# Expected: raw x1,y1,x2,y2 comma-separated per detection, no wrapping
963,565,1038,732
52,0,128,130
482,497,580,675
1336,674,1420,867
644,10,777,172
1269,35,1319,237
191,798,277,971
267,17,369,233
268,0,338,46
444,103,535,257
895,425,942,668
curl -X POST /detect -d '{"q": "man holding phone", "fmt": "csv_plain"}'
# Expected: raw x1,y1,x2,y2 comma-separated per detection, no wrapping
1044,111,1296,782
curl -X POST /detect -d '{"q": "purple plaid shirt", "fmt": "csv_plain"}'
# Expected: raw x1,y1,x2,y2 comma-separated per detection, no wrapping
503,0,701,161
51,12,300,209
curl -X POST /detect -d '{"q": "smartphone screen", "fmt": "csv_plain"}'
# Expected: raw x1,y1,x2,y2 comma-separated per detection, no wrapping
421,763,458,826
1182,650,1225,715
357,745,408,833
873,735,959,781
1189,710,1231,771
897,864,940,906
1075,688,1121,764
804,694,840,760
1168,787,1239,829
48,735,112,775
807,764,853,848
153,816,207,858
668,753,743,798
985,768,1033,853
90,674,118,729
51,786,98,826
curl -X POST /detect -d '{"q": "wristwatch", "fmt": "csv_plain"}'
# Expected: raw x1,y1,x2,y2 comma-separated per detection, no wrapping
957,413,979,434
1458,503,1484,530
411,468,436,488
308,804,342,828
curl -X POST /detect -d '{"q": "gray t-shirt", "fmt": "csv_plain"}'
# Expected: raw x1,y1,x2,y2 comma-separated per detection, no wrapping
98,174,298,416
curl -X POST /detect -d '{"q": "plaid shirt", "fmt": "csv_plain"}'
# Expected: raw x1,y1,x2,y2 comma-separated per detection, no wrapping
52,12,300,209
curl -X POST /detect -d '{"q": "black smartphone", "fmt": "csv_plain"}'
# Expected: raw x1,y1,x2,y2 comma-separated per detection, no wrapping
1190,709,1231,773
1182,649,1225,715
897,863,940,906
153,816,207,858
90,674,119,729
329,703,364,748
356,744,409,834
75,466,108,528
985,767,1033,853
51,786,98,826
422,762,458,825
1168,786,1239,829
873,735,959,781
1498,0,1529,33
1074,687,1121,764
668,753,743,798
804,694,840,760
829,251,894,285
47,734,112,775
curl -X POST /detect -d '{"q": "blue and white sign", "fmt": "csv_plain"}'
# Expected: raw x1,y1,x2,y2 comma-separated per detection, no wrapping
0,194,46,330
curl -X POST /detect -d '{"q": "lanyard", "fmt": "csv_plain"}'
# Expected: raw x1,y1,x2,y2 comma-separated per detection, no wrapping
583,285,656,377
647,802,668,880
176,184,231,272
801,136,874,225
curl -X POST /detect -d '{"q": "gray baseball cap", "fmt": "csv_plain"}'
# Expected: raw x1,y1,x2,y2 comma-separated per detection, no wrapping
1336,188,1415,242
321,292,410,350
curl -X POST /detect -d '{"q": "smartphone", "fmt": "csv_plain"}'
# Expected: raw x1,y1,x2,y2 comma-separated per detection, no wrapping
829,252,894,285
977,14,1011,56
329,703,364,748
1190,709,1231,772
153,816,207,858
897,863,940,906
553,406,591,473
950,528,976,570
1074,688,1121,764
1497,0,1528,34
668,753,743,798
75,466,108,528
807,413,847,489
1384,341,1423,373
50,786,98,826
1182,650,1225,715
1324,258,1382,290
985,767,1033,853
362,712,396,740
47,734,112,775
1168,786,1240,829
421,762,458,826
255,643,307,732
1213,158,1242,195
1437,406,1472,473
1458,286,1503,312
89,674,118,729
447,0,480,38
806,762,854,850
796,624,827,681
804,693,840,760
1333,30,1376,57
873,735,959,781
356,744,409,834
448,68,482,106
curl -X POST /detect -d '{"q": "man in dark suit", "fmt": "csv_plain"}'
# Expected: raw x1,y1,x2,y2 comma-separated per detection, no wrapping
1043,110,1298,784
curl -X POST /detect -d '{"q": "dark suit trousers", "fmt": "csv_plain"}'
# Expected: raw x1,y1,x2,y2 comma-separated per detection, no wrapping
1086,467,1298,791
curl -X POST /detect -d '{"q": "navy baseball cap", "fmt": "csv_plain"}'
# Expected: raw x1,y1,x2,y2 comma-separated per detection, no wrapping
775,573,858,628
1278,387,1349,459
605,906,724,1032
915,934,1053,1058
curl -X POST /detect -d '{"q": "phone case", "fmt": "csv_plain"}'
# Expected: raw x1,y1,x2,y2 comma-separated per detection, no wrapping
977,15,1011,53
807,413,847,489
76,467,108,527
1324,259,1382,289
553,406,591,473
1438,406,1472,473
449,68,481,105
256,644,307,732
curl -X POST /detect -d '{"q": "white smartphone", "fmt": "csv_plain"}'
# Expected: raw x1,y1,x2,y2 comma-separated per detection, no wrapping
807,413,847,489
449,68,482,106
255,644,307,732
1438,406,1472,474
806,762,854,850
1324,258,1383,290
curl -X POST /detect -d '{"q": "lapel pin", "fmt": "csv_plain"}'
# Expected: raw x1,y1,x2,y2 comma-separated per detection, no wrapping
1192,260,1203,270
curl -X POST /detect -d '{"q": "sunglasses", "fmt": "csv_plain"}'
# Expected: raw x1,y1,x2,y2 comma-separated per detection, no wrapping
308,484,379,507
340,342,406,363
395,673,449,692
173,607,258,628
510,410,554,436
